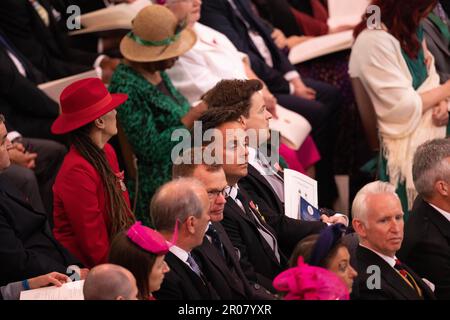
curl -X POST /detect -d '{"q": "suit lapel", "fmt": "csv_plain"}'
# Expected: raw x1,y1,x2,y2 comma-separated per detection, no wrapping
199,237,228,275
246,164,284,213
358,246,423,300
213,222,239,262
225,196,280,267
165,252,215,299
423,201,450,245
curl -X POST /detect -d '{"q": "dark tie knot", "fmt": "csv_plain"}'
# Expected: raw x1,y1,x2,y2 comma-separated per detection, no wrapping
206,224,217,237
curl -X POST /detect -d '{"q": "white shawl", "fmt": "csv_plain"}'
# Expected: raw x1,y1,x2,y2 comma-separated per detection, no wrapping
349,28,448,209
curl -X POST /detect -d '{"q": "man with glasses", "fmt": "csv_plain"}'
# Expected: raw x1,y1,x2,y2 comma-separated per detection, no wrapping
172,149,275,299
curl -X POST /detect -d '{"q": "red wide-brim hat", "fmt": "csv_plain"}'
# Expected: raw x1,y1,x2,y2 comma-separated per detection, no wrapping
51,77,128,135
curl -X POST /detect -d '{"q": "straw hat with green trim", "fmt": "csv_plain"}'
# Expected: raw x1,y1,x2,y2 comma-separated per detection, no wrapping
120,4,197,62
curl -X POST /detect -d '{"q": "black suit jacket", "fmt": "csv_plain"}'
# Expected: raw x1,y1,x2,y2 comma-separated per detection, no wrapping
221,188,288,292
0,0,96,80
0,179,79,286
0,47,59,140
194,222,274,300
193,226,248,300
353,246,435,300
398,198,450,299
239,164,325,256
153,251,219,300
200,0,295,94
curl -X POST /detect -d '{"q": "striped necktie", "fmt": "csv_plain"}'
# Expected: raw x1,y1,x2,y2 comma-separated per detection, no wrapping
394,259,423,298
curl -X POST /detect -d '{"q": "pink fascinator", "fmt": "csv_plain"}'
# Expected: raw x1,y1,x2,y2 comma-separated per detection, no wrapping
126,221,178,255
273,257,350,300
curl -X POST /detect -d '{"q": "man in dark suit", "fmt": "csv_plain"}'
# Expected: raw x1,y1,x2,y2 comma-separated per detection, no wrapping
151,178,219,300
397,138,450,299
200,0,341,208
195,110,289,291
0,39,67,217
203,79,347,256
0,115,83,287
0,31,59,139
0,0,119,81
172,153,275,299
351,180,435,300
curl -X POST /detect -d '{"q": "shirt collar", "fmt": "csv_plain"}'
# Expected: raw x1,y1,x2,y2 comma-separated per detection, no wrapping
428,202,450,222
228,184,239,201
359,244,397,268
169,245,190,265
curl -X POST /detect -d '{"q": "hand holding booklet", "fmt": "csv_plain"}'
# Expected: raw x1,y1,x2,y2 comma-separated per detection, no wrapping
20,280,84,300
284,169,320,220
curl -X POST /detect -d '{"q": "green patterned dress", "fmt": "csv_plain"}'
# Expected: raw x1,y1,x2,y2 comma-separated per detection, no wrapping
109,63,190,226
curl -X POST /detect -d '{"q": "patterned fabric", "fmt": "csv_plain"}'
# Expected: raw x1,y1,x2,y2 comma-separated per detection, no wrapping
109,63,190,227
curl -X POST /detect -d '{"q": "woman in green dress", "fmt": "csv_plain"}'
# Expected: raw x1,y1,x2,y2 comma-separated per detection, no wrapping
109,5,205,226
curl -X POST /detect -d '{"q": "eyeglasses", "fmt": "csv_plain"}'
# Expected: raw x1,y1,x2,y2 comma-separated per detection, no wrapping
207,186,231,200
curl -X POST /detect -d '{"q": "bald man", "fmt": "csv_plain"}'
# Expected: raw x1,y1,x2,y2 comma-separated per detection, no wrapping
83,264,138,300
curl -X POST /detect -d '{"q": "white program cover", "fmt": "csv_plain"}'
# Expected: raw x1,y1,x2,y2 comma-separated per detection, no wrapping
20,280,85,300
38,69,99,103
284,169,318,220
289,30,353,64
327,0,370,29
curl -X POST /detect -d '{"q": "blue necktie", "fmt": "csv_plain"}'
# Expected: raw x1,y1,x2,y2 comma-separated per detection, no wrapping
187,253,204,280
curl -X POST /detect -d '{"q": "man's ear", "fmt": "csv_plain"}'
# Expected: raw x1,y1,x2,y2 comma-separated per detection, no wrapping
435,180,449,196
186,216,196,234
352,219,367,239
94,117,105,129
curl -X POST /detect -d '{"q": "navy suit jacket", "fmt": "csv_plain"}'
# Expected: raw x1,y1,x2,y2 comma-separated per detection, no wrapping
153,252,220,300
0,46,59,140
0,179,79,286
0,0,96,80
200,0,295,94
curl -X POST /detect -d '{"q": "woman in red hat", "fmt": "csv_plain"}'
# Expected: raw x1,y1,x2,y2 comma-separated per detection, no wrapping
51,77,135,269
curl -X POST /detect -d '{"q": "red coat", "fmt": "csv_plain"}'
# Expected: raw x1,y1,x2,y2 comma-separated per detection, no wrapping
52,143,130,268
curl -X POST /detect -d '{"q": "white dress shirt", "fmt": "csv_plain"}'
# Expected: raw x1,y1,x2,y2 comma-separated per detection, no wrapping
169,245,190,268
248,147,284,202
359,244,397,268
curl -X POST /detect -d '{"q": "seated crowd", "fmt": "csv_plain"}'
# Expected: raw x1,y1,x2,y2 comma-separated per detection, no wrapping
0,0,449,300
